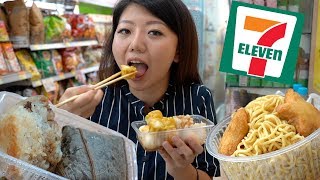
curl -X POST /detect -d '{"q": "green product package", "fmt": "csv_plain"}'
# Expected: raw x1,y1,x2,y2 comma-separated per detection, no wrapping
226,74,239,87
31,50,56,78
272,82,285,88
261,79,273,87
249,77,261,87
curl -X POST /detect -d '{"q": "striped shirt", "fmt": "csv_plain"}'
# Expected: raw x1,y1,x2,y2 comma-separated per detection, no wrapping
90,81,220,180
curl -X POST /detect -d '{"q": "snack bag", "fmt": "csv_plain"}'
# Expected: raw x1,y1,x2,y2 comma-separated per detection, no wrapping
15,50,41,81
1,42,21,72
51,50,63,74
0,45,9,75
60,48,79,72
31,50,56,78
30,3,45,44
0,21,9,41
44,16,71,43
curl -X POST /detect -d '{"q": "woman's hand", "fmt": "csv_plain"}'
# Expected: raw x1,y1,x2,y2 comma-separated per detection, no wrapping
158,136,204,179
58,85,104,118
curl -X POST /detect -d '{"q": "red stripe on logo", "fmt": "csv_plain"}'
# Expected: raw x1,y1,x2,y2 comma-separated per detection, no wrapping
248,23,287,77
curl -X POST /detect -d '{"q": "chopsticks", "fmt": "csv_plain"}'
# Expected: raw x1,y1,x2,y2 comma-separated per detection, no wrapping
55,71,136,108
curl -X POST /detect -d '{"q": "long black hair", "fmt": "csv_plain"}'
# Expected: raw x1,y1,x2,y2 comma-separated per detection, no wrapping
99,0,201,86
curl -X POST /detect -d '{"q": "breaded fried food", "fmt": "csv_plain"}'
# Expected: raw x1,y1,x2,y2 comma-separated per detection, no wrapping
219,108,249,156
276,89,320,137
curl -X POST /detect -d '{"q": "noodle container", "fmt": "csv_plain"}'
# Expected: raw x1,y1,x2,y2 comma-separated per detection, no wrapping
132,115,215,151
206,94,320,180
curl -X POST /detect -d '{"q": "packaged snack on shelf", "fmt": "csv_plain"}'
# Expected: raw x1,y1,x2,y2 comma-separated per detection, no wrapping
31,50,56,78
60,48,79,72
0,8,8,31
15,49,41,81
265,0,277,7
277,0,288,10
51,50,63,74
74,47,86,69
0,21,9,42
82,46,102,66
253,0,265,5
29,3,45,44
4,0,30,47
65,14,96,40
44,16,72,43
1,42,21,72
288,0,299,12
0,45,9,75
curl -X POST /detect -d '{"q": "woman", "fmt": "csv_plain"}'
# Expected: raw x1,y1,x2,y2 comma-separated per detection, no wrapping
59,0,220,179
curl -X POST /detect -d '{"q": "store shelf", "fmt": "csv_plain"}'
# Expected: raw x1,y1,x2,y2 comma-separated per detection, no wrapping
25,1,65,11
0,72,32,85
31,65,99,87
227,87,290,95
30,40,99,51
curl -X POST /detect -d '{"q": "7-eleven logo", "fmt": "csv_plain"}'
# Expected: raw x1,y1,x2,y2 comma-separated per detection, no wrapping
244,16,286,77
220,1,304,84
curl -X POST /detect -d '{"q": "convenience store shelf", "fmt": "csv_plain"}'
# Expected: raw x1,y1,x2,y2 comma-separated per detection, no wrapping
226,87,290,95
0,72,32,85
31,65,99,87
30,40,99,51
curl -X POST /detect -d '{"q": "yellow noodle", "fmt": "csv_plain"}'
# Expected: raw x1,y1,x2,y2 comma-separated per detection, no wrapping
232,95,304,157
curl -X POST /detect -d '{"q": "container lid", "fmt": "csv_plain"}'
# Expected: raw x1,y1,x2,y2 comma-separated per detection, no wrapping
297,87,308,96
293,83,302,92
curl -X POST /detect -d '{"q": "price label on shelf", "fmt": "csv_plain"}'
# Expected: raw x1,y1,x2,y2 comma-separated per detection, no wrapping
58,73,65,79
18,72,27,79
42,78,56,92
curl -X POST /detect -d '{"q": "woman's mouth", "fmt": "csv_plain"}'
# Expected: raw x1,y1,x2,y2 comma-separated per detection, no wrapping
128,61,148,78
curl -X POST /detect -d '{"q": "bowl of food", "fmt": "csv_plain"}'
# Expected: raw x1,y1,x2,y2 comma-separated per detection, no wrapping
131,110,215,151
206,89,320,180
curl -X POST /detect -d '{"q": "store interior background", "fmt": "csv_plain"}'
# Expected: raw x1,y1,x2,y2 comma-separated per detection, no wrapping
0,0,317,123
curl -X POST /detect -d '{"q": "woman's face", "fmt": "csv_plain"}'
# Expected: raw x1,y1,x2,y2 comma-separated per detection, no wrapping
112,3,178,92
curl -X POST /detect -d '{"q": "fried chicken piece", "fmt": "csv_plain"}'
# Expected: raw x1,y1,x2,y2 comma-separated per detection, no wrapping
276,89,320,137
219,108,249,156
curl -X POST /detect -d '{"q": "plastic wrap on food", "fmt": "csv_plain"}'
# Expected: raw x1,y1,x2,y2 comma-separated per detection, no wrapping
0,91,138,180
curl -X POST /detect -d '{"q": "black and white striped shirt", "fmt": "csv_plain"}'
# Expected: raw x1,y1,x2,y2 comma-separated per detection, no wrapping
90,81,220,179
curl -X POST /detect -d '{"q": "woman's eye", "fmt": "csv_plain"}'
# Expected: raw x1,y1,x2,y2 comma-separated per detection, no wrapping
149,30,163,36
117,29,130,35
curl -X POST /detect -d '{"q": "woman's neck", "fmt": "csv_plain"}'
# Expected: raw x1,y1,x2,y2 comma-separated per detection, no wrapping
129,80,169,108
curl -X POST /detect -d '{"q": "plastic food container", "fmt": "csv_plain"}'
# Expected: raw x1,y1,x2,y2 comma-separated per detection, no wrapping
132,115,215,151
0,91,138,180
206,94,320,180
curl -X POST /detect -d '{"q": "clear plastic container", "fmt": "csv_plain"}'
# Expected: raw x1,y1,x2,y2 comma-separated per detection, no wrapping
131,115,215,151
206,94,320,180
0,91,138,180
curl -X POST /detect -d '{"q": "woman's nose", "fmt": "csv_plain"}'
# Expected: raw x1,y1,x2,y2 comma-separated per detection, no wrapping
129,31,146,53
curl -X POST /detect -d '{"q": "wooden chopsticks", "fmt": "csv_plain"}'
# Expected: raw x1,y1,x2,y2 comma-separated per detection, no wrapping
55,71,136,108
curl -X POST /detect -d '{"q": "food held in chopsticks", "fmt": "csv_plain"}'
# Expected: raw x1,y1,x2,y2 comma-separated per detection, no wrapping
120,65,137,79
55,65,137,107
276,89,320,136
137,110,207,151
0,96,62,171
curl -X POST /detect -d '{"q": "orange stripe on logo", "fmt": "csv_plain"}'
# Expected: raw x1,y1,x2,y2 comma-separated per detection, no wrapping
244,16,280,32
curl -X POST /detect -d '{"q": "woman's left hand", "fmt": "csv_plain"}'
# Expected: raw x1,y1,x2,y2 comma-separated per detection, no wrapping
158,136,203,178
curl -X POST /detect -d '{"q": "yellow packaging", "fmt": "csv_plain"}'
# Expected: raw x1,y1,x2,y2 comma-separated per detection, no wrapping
15,50,41,81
